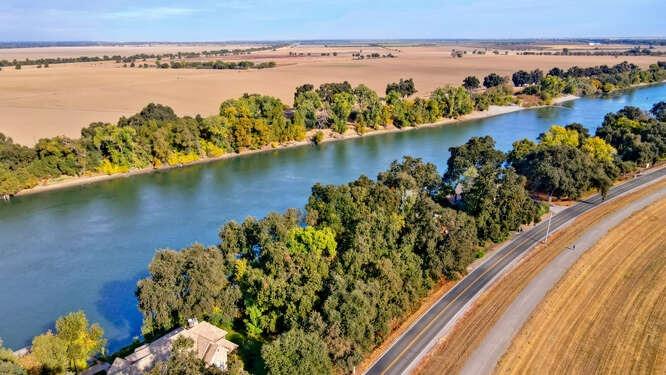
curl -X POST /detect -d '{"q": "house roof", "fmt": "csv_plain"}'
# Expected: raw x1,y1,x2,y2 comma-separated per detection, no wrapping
107,321,237,375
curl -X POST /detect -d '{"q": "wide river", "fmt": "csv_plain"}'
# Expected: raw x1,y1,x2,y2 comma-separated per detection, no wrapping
1,84,665,351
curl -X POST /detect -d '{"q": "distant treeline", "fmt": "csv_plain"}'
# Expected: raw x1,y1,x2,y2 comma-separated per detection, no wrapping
1,61,665,197
0,44,286,68
161,60,276,70
519,47,666,57
132,102,665,374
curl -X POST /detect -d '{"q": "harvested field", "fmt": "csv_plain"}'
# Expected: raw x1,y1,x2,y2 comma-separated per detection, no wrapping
415,178,666,375
0,43,662,145
496,198,666,375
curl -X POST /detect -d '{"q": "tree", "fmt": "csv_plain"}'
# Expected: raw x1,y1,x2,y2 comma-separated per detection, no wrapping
538,125,580,148
512,70,531,87
582,136,617,162
119,103,178,127
483,73,505,88
317,82,352,104
431,86,474,118
385,78,416,98
329,92,354,133
55,311,106,371
514,145,606,199
293,84,315,105
0,340,26,375
462,76,480,90
137,244,240,335
530,69,544,84
261,329,332,375
354,84,385,130
294,91,324,129
539,75,565,100
651,101,666,121
443,136,505,184
564,122,590,139
462,165,541,242
31,332,68,373
507,138,536,165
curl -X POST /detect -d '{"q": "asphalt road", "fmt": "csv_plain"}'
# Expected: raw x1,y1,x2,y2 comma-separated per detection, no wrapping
364,167,666,375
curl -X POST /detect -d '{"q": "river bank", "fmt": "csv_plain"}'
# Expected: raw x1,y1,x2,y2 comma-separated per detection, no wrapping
14,94,579,197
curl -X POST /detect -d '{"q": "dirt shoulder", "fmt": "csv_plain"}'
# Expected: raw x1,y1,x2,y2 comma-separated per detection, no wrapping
415,178,666,375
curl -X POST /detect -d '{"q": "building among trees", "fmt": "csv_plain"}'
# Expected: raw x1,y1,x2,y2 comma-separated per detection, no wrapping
107,320,237,374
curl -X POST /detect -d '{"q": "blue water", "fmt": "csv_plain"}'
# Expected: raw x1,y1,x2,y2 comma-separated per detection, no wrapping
0,83,664,351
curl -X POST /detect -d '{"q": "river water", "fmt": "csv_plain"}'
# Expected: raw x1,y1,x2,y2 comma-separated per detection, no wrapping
1,84,664,351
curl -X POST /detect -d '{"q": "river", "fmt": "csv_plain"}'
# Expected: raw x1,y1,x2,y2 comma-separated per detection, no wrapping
1,84,664,351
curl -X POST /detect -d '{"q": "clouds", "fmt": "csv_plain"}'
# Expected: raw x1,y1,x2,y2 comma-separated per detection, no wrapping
0,0,663,41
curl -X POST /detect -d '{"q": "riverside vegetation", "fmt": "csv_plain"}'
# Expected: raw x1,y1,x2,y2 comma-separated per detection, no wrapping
2,103,664,374
1,61,665,198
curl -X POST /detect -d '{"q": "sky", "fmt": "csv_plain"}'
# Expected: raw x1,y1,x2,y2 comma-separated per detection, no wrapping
0,0,664,41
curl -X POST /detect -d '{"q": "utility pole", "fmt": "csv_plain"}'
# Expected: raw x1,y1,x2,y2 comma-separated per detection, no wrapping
544,212,553,244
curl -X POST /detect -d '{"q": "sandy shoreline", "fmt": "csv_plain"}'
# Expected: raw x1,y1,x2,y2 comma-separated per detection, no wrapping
14,94,579,197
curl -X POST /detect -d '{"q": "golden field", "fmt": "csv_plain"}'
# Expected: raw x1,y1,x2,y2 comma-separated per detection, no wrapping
496,198,666,375
0,43,663,145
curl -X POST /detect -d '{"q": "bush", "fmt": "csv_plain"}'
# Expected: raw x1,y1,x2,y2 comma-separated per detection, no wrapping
312,131,325,145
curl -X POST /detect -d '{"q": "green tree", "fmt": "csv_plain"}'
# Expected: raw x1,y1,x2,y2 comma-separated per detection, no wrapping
539,75,565,100
329,92,354,133
32,332,68,374
385,78,416,98
507,138,536,165
581,136,617,162
462,76,480,90
293,84,315,104
650,101,666,121
514,145,607,199
462,166,541,242
261,329,332,375
443,136,505,184
317,82,352,104
55,311,106,371
512,70,531,87
539,125,580,148
483,73,505,88
431,86,474,118
137,244,240,335
293,91,324,129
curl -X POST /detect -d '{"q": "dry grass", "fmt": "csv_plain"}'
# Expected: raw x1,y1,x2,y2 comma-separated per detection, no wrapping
415,178,666,375
0,43,662,145
496,199,666,375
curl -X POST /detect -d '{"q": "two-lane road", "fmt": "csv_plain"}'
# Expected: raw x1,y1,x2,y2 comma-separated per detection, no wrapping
365,167,666,375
